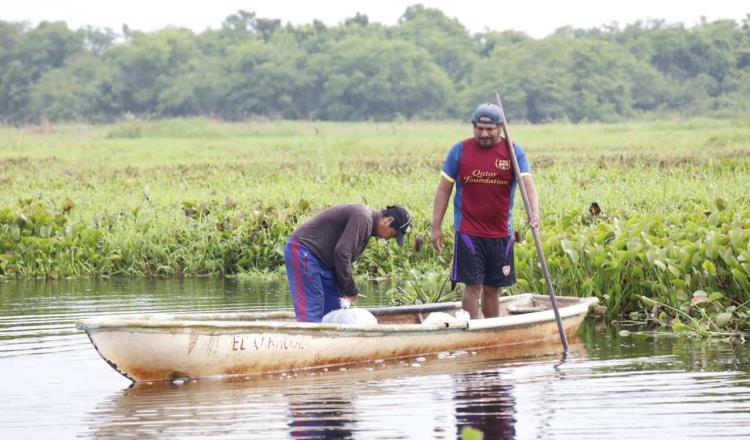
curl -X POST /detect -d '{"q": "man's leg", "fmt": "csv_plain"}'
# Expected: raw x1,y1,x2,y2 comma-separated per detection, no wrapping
463,284,483,319
481,285,500,318
454,232,484,318
285,239,325,322
476,235,512,319
285,239,307,320
320,268,344,317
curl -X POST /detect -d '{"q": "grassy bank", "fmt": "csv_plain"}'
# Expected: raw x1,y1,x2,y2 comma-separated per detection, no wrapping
1,117,749,333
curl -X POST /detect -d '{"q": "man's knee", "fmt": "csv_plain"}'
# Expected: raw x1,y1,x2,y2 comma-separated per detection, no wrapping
482,286,500,298
464,284,482,296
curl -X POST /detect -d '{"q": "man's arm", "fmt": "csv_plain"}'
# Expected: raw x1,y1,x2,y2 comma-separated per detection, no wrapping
333,214,370,298
522,174,540,229
431,177,454,250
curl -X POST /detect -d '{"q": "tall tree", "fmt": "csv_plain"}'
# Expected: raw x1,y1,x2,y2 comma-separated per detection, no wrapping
395,5,478,87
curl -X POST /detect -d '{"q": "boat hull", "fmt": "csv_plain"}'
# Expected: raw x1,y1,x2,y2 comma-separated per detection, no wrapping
78,294,597,382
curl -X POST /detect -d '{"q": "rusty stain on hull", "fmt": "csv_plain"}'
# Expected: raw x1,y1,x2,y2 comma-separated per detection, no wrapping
77,294,597,382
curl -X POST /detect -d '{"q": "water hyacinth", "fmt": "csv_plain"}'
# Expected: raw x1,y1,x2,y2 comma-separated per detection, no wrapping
514,201,750,335
1,118,749,335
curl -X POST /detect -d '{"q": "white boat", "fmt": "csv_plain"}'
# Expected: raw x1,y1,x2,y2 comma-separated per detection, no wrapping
76,293,598,382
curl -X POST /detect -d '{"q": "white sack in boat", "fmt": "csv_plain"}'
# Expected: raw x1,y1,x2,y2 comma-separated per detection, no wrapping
339,296,352,309
423,310,470,325
322,308,378,325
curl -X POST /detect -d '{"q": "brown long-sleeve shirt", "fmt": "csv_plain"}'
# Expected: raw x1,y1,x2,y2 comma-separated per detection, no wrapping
291,204,381,295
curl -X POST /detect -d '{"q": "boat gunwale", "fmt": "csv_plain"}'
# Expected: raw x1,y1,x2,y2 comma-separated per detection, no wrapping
76,295,597,334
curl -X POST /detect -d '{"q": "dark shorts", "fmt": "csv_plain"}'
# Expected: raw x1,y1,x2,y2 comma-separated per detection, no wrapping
451,232,515,287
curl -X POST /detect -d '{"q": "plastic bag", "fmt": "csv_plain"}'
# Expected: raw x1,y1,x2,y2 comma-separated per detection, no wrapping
322,307,378,325
339,296,352,309
422,310,470,325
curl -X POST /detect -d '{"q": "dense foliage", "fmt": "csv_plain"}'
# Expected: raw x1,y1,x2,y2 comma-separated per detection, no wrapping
2,7,750,124
1,118,749,335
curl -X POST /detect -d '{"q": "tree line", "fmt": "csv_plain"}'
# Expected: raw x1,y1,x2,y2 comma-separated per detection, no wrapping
2,6,750,124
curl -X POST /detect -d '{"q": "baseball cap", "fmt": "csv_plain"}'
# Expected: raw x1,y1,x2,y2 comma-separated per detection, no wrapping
383,205,412,246
471,103,503,125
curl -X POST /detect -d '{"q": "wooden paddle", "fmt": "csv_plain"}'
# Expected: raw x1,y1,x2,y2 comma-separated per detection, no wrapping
495,92,570,353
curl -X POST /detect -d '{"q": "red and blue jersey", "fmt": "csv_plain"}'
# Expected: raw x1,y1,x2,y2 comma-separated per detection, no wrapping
441,137,531,238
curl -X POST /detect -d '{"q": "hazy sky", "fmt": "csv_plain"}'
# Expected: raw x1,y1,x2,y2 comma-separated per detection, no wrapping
4,1,749,38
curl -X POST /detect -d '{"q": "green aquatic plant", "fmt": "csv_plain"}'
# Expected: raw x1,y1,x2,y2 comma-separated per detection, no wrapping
1,118,750,336
514,201,750,334
461,426,484,440
638,294,746,341
385,269,459,305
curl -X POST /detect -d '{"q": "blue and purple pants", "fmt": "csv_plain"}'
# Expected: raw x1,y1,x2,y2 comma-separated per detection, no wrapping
284,238,342,322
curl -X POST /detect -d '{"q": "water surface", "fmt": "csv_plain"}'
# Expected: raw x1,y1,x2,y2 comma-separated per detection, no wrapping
1,279,748,439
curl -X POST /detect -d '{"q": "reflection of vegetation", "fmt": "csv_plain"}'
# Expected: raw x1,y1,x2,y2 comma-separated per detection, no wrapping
577,319,750,370
1,119,749,336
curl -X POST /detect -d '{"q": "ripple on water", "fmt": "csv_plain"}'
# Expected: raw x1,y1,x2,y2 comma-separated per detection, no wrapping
1,280,749,439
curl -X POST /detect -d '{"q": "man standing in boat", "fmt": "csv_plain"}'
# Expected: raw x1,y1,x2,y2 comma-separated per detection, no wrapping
431,103,540,319
285,204,412,322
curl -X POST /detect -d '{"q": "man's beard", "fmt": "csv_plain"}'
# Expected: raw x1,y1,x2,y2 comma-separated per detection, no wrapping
477,137,496,148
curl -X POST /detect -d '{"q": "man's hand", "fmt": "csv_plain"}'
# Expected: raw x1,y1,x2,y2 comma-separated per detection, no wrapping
431,228,444,250
528,213,541,229
341,293,358,308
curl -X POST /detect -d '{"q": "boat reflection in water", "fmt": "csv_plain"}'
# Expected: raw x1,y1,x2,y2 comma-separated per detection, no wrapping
84,339,580,439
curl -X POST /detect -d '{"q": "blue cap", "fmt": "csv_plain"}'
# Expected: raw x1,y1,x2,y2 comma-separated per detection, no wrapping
471,103,503,125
